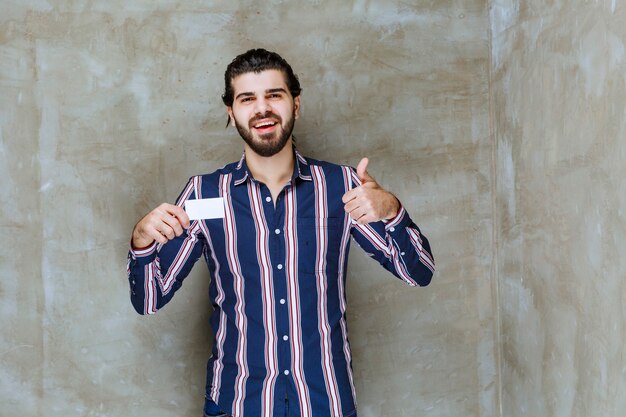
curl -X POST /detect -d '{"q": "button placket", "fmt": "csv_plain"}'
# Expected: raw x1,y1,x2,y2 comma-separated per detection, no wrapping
266,184,292,382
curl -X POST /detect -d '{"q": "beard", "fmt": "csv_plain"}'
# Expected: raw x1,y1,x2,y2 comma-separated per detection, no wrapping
234,110,296,157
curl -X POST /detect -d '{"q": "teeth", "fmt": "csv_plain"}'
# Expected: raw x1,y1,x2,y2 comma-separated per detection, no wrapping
255,121,276,128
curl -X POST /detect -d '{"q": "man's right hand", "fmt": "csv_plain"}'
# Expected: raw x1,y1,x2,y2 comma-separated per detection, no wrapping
131,203,190,248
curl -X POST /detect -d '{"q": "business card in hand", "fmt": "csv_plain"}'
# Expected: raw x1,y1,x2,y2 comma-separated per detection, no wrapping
185,198,225,220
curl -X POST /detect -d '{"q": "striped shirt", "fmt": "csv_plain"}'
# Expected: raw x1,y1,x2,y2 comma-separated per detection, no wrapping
127,148,435,417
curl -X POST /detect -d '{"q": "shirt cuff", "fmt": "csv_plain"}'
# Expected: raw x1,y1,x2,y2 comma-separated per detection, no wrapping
129,240,157,259
383,205,411,232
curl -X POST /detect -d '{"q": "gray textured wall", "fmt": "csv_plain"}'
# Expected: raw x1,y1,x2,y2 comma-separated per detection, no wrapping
1,1,495,416
492,0,626,416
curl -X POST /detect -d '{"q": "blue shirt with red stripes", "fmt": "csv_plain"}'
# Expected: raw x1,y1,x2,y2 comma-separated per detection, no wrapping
127,148,435,417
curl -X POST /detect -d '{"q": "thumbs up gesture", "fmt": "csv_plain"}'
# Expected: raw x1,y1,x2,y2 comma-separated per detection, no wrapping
356,157,375,184
342,157,401,224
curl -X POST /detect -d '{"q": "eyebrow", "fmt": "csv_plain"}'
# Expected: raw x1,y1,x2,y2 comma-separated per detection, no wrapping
267,88,288,95
235,88,288,100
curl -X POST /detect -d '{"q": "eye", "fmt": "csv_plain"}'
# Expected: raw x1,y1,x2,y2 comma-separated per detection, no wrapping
268,93,282,99
240,96,254,103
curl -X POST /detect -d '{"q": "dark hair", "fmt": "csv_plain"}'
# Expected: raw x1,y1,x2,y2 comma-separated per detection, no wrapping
222,49,302,124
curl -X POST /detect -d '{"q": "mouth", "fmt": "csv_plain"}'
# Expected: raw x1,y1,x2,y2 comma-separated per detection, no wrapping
251,118,280,134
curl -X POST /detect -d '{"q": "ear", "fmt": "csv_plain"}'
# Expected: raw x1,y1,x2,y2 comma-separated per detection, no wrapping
294,96,301,119
226,107,235,126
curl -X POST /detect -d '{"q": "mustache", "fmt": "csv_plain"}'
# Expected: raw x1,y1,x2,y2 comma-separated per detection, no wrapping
249,112,282,126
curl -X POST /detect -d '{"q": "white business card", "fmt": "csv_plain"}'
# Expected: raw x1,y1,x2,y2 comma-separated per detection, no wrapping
185,198,225,220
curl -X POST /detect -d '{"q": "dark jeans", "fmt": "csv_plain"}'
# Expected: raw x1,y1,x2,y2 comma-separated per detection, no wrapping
203,397,357,417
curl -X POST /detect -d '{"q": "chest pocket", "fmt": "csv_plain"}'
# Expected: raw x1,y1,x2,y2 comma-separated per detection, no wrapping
297,217,344,273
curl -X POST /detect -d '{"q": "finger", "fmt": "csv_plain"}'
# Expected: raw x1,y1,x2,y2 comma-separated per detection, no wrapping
342,188,359,204
144,214,175,241
162,213,184,236
357,214,373,225
157,222,176,240
147,228,168,245
164,204,191,228
352,206,375,224
171,205,191,228
178,211,190,229
356,157,368,180
357,214,374,225
343,198,361,214
356,157,373,183
348,206,367,223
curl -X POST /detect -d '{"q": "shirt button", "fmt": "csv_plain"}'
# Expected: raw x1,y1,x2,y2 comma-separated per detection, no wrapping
277,264,283,270
280,298,286,305
265,196,271,203
389,227,395,232
283,335,289,341
401,252,406,256
284,370,290,376
274,228,281,235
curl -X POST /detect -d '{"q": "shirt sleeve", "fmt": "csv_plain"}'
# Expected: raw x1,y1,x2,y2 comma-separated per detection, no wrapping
347,168,435,287
126,176,206,314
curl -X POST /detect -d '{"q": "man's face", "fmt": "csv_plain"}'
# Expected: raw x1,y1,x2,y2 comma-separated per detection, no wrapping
227,69,300,157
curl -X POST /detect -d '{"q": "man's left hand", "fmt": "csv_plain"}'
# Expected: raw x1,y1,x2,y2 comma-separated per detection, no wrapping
342,157,400,225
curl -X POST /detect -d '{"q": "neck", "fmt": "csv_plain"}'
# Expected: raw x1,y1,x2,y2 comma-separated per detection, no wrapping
245,138,295,187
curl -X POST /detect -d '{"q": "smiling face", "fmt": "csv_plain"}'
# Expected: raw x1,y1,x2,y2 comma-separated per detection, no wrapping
227,69,300,157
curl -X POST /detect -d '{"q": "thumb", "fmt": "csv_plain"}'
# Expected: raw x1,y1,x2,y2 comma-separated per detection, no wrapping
356,157,373,183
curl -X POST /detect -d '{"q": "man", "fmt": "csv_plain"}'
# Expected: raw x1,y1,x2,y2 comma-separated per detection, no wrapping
127,49,435,417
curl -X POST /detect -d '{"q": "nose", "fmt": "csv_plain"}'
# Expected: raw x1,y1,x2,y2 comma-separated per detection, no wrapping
253,97,272,115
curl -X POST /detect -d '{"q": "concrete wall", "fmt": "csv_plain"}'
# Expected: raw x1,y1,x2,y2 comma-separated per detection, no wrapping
491,0,626,416
0,1,496,416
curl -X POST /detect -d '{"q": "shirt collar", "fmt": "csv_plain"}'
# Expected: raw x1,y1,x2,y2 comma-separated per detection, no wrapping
233,146,312,186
